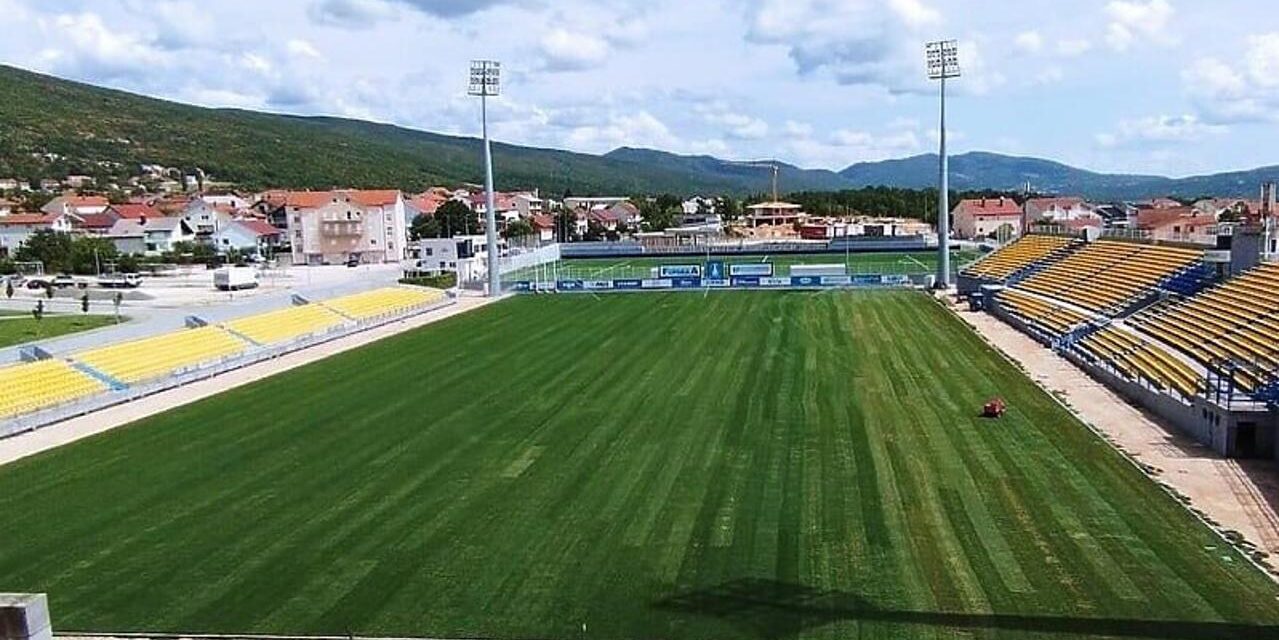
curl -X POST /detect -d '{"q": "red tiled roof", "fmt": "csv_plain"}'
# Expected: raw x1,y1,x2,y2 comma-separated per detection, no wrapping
66,196,108,207
285,190,402,209
530,214,554,229
1136,206,1197,230
0,213,61,226
233,219,281,236
955,197,1020,217
77,213,118,229
109,203,162,219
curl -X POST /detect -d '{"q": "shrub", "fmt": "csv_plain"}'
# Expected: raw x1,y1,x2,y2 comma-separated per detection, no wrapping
400,272,457,289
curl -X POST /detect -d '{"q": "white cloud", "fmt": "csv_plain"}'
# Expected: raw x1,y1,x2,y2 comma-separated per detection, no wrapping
784,117,923,168
743,0,943,95
287,39,323,59
1014,30,1043,54
309,0,400,27
1056,38,1092,57
1105,0,1175,52
783,120,814,137
1183,33,1279,124
539,28,610,72
35,12,172,81
696,102,770,140
1096,114,1226,147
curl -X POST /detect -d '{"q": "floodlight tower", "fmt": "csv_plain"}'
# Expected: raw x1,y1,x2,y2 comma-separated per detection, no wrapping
926,40,960,288
469,59,501,296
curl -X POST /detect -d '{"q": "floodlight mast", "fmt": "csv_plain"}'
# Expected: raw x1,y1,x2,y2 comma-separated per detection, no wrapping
926,40,960,289
469,60,501,296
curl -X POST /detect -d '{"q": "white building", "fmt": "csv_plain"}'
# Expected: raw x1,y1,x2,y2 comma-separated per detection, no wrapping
283,190,409,265
42,195,109,217
215,219,282,257
106,217,197,255
1023,197,1100,224
0,213,79,258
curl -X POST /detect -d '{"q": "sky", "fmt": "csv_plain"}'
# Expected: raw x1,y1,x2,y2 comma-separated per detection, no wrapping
0,0,1276,179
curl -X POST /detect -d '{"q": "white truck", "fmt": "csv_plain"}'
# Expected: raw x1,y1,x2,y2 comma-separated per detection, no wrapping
213,266,259,291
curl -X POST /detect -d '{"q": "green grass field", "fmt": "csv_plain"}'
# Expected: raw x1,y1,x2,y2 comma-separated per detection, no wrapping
0,314,116,348
0,291,1275,639
508,250,981,282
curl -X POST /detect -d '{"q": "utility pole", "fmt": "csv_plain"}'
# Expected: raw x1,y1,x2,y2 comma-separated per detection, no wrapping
926,40,960,288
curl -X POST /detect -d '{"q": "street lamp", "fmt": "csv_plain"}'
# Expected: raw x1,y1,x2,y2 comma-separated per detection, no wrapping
469,59,502,296
926,40,960,288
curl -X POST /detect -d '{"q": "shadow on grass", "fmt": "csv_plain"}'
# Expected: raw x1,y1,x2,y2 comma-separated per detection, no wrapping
652,578,1279,639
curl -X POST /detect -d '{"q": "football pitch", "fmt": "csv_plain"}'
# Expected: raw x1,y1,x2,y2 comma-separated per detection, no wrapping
506,250,981,282
1,291,1276,639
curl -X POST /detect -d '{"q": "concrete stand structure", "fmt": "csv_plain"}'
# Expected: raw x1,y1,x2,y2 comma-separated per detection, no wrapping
0,594,52,640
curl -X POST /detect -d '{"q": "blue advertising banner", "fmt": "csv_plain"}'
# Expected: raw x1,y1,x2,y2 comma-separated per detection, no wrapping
641,278,674,289
731,276,760,287
703,278,730,288
760,277,791,287
659,265,701,278
583,280,614,290
730,263,774,277
853,274,882,286
705,260,726,280
822,275,853,286
614,279,643,290
513,281,532,292
671,277,702,289
557,279,585,291
790,276,822,287
881,274,910,285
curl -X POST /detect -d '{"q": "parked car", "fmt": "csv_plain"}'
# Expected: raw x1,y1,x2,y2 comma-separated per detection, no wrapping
345,255,361,268
50,274,79,289
98,273,143,289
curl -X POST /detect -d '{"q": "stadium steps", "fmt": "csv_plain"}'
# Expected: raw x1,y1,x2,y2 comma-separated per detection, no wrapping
69,360,127,391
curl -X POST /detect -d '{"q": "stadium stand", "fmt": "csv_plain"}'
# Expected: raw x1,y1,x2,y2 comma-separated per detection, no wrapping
324,287,444,320
226,304,347,345
961,234,1075,281
1077,326,1202,399
0,360,106,419
74,326,248,384
1131,262,1279,392
1015,240,1202,313
995,288,1089,337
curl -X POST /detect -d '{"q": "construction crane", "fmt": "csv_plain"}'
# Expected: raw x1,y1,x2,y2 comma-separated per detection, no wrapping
723,159,781,202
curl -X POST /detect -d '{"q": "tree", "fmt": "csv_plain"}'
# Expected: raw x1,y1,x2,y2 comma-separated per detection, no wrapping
410,213,441,240
554,209,579,242
68,236,118,275
435,200,480,238
584,220,607,242
117,254,141,273
503,219,534,240
717,195,741,222
639,198,678,232
15,229,74,274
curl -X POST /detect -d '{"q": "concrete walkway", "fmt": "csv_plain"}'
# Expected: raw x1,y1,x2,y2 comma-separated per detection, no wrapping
951,297,1279,559
0,294,497,467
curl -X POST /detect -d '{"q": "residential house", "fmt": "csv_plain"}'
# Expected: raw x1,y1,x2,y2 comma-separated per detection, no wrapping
200,193,251,210
530,214,555,242
181,197,235,241
512,192,544,218
564,196,628,211
38,179,61,192
1135,207,1218,244
0,179,26,192
106,217,197,255
42,195,109,217
283,190,409,265
0,199,15,216
64,175,94,189
0,213,80,257
952,197,1023,239
107,202,162,221
75,212,122,236
1023,197,1099,225
215,219,282,257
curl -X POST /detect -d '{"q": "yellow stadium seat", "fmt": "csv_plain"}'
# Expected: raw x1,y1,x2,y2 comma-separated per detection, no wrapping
0,360,107,419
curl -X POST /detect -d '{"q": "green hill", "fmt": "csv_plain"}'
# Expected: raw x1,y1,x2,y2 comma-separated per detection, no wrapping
0,65,761,195
2,64,1277,199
